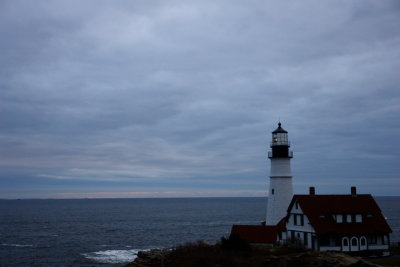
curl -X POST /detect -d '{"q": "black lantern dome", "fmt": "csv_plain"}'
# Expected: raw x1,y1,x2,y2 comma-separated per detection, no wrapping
269,122,293,158
272,122,288,134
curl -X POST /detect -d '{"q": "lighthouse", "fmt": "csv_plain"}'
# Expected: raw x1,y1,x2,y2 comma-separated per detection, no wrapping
266,122,293,225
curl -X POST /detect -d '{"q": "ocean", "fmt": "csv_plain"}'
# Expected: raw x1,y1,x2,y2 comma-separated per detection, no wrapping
0,197,399,266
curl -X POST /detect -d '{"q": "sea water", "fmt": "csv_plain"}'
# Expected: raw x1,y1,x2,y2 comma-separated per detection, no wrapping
0,197,399,266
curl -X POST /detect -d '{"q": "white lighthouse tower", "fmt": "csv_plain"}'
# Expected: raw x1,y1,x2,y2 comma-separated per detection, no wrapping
266,122,293,225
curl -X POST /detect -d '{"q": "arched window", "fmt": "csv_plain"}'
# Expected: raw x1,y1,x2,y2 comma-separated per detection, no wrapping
350,237,359,251
342,237,350,252
360,237,366,246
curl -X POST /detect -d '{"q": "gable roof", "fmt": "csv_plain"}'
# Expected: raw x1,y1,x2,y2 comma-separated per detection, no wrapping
230,225,278,243
287,194,392,234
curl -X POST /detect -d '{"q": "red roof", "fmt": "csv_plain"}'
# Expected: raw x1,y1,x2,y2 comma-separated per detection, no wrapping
287,194,392,234
230,225,278,243
275,217,287,231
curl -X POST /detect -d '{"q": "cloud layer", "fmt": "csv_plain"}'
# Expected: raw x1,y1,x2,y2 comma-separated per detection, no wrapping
1,0,399,198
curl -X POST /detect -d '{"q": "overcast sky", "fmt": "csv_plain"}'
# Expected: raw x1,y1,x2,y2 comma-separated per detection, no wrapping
0,0,399,198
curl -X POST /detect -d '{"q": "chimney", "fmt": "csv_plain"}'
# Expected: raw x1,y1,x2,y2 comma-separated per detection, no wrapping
309,187,315,196
351,186,357,197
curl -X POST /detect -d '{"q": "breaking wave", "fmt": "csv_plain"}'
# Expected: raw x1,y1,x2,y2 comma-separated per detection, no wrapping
82,249,146,264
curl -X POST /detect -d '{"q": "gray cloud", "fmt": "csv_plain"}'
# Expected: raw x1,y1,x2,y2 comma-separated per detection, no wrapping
1,0,399,197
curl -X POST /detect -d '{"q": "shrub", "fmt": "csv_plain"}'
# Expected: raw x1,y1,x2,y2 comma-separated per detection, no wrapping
219,234,252,252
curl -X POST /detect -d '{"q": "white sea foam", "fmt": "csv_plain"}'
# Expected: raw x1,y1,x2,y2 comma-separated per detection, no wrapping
82,249,146,264
1,243,33,248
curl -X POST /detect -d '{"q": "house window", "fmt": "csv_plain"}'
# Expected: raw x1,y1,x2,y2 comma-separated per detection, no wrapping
356,214,362,223
293,214,304,226
304,232,308,245
347,214,352,223
295,201,299,209
335,237,341,246
336,214,343,223
368,235,377,244
360,237,366,246
343,237,349,246
351,237,358,246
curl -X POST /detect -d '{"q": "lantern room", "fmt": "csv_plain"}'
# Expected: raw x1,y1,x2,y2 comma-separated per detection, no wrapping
269,122,292,158
271,122,289,146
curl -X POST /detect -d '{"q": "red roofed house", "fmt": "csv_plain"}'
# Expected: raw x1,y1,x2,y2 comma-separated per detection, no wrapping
281,186,392,253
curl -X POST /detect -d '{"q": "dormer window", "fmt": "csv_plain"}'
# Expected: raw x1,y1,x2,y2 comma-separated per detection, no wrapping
335,214,362,223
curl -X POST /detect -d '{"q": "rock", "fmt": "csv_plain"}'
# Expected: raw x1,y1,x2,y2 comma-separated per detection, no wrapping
125,243,379,267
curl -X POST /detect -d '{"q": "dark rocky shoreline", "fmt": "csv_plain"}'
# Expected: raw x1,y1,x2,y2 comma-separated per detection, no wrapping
125,241,378,267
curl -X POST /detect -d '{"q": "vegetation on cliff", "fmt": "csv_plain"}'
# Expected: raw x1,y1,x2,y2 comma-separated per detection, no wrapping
126,235,380,267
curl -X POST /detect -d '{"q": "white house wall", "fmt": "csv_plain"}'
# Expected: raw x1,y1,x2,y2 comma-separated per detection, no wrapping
286,201,315,233
320,246,341,252
282,200,316,250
